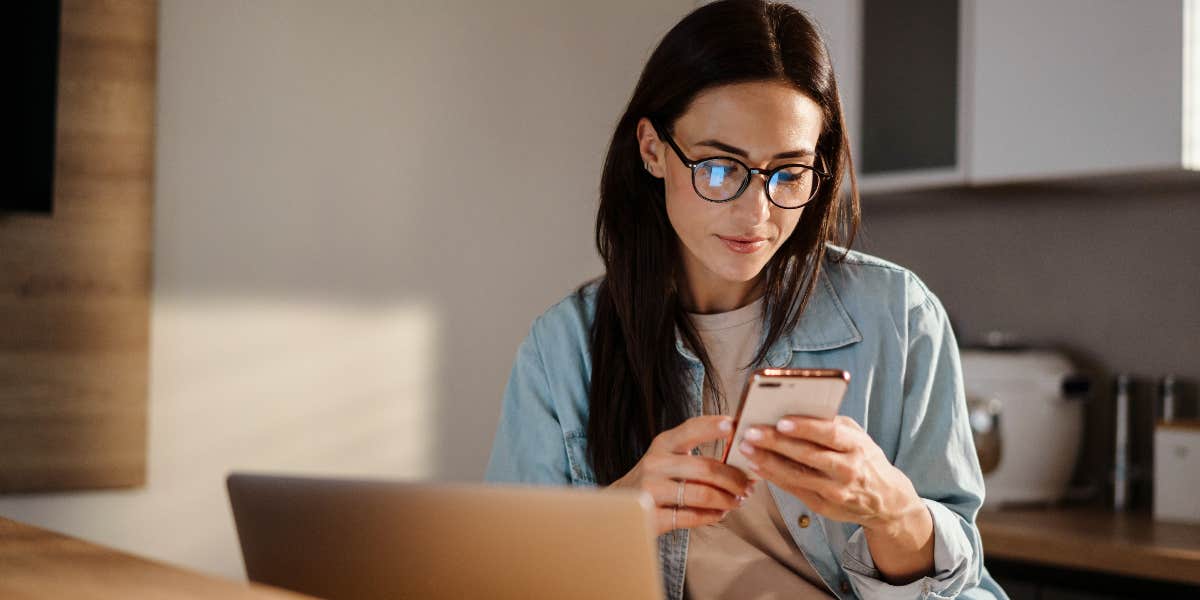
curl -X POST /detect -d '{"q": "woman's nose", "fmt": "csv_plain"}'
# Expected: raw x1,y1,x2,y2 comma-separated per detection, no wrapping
732,172,772,223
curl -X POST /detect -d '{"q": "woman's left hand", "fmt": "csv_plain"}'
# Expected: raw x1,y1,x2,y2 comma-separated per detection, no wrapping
737,415,925,536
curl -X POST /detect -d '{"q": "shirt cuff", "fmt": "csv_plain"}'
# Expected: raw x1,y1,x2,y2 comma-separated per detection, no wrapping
840,499,976,599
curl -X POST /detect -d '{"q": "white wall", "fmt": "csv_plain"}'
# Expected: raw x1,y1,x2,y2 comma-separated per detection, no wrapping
0,0,696,580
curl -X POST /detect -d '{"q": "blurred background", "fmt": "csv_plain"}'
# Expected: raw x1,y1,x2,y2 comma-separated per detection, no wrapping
1,1,1197,598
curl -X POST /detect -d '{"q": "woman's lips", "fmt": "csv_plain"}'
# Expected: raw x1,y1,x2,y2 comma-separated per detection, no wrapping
718,235,769,254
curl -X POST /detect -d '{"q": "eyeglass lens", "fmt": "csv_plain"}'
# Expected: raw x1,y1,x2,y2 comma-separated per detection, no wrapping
694,158,819,207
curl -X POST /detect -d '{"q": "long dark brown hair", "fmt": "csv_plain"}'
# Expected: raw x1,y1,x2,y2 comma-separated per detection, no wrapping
584,0,860,485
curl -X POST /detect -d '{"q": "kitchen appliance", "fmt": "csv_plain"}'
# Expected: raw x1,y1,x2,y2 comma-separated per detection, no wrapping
960,346,1088,508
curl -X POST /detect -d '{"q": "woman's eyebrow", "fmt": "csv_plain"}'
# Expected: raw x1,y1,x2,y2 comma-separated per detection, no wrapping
694,138,815,160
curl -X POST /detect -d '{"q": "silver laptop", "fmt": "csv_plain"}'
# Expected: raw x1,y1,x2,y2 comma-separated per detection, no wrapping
227,472,665,600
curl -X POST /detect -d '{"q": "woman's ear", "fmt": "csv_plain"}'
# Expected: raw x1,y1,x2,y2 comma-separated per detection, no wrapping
635,117,663,178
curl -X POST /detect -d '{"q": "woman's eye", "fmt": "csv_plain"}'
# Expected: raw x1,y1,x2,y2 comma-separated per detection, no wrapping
775,172,801,187
774,169,810,187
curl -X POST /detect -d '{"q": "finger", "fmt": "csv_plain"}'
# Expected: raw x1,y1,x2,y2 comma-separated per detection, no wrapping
656,454,754,498
652,415,734,454
741,425,854,482
655,506,728,534
646,478,742,512
775,415,860,452
743,447,845,500
837,415,865,431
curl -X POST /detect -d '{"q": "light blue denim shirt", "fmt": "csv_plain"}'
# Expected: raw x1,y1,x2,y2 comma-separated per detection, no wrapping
485,246,1008,600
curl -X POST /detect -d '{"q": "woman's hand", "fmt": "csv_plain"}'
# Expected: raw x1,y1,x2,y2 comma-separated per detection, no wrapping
609,415,755,536
738,415,935,583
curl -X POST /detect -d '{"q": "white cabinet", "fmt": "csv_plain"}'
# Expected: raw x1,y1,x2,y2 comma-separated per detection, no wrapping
790,0,1193,192
966,0,1184,184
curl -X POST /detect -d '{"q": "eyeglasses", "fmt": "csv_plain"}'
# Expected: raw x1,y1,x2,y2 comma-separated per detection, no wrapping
650,119,829,209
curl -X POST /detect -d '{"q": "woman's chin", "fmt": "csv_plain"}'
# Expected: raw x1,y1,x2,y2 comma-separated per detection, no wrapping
709,259,768,284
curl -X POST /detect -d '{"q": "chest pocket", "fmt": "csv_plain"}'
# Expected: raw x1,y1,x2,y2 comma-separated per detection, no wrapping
564,430,598,485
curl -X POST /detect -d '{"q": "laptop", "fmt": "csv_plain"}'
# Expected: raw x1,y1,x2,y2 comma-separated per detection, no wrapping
227,472,665,600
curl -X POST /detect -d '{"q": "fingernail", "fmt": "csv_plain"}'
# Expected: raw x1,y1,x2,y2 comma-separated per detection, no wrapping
747,460,760,471
719,418,733,432
738,495,747,506
744,428,763,441
777,419,795,432
721,510,730,519
740,441,755,455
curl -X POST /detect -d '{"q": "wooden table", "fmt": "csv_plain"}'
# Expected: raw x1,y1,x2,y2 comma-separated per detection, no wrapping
0,516,315,599
977,506,1200,586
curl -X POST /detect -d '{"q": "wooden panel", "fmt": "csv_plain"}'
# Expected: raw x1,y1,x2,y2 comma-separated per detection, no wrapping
0,0,156,492
978,506,1200,586
0,516,315,599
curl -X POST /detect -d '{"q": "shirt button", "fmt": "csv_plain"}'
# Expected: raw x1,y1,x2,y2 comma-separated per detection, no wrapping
839,580,851,593
797,514,811,528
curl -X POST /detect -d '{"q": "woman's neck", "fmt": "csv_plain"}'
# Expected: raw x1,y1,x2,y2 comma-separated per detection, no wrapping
679,272,766,315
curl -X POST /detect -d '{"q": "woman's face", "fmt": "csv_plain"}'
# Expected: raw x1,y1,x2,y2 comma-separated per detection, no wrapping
637,81,824,306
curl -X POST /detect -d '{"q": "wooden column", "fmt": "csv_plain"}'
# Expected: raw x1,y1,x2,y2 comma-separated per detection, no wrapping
0,0,157,492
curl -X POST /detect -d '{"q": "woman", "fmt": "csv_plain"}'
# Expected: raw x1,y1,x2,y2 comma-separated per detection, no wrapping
485,1,1006,599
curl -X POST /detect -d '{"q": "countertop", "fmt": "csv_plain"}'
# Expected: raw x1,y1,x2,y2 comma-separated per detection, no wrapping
977,506,1200,586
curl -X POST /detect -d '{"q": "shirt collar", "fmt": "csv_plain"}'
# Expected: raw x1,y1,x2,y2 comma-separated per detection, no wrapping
780,271,863,352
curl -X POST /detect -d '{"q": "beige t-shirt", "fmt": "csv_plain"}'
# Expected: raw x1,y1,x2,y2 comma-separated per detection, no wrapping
684,296,834,600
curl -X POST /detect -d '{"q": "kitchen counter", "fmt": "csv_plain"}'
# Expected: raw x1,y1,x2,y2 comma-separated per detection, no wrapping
977,506,1200,586
0,516,314,600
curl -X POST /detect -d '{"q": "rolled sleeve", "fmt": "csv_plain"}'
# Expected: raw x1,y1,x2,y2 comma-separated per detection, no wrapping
842,499,978,599
840,274,987,599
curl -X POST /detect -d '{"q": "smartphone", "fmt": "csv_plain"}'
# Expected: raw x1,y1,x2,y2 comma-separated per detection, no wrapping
720,368,850,478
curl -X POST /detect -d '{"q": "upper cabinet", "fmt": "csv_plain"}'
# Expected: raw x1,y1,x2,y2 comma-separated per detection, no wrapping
791,0,1195,192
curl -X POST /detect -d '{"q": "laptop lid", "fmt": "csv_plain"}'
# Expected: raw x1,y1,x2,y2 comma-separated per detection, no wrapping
227,472,664,600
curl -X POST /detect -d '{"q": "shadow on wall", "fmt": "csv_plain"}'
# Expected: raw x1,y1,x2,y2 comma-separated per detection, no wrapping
148,0,689,483
856,175,1200,379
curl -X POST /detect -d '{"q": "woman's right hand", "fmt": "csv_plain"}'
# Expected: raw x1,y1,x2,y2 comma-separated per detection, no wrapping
608,415,755,535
